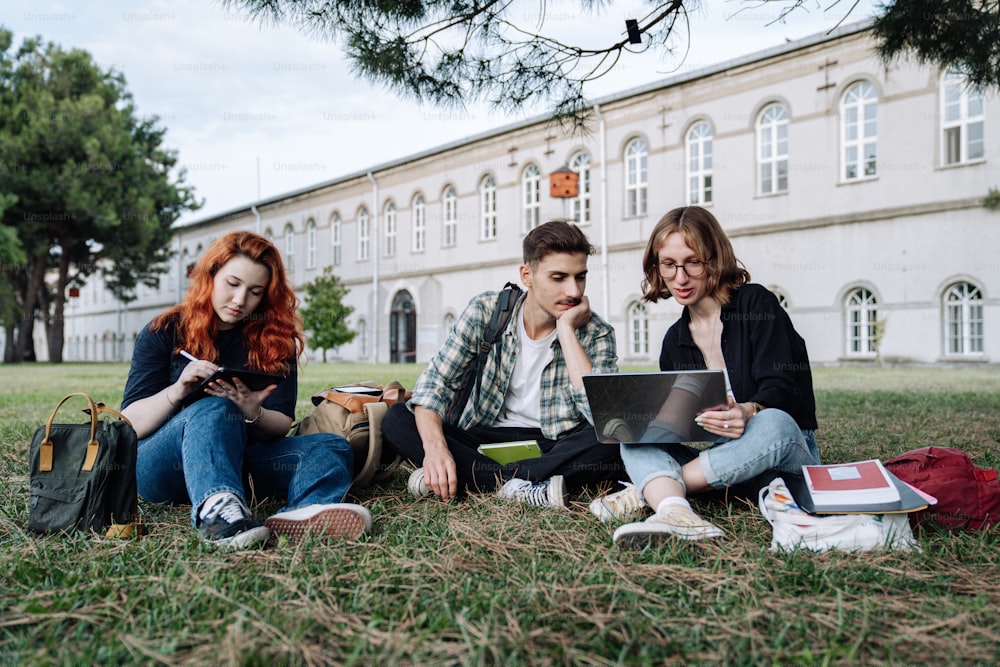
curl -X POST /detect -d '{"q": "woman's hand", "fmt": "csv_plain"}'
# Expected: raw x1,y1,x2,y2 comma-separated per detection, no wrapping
205,376,277,421
695,396,754,439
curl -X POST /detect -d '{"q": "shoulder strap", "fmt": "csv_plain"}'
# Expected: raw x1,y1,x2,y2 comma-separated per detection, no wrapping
472,281,523,406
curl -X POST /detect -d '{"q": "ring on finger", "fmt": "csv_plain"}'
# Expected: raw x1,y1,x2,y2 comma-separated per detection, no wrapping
724,422,729,429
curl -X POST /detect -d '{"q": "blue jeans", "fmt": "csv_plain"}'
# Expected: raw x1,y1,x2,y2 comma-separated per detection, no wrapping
136,397,354,525
621,408,819,498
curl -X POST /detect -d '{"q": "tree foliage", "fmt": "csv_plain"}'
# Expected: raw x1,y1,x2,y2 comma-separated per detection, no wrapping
0,28,200,362
223,0,1000,127
870,0,1000,91
300,268,356,363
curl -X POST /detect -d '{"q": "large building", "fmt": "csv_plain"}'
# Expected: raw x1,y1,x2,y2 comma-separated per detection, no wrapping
47,22,997,367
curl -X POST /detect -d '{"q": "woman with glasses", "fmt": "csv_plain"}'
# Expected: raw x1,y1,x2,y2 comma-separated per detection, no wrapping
596,206,820,547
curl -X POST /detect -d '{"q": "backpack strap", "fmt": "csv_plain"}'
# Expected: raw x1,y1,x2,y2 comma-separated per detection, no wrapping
472,281,523,408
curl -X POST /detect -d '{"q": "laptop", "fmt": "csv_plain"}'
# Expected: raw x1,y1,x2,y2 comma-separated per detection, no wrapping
582,371,728,444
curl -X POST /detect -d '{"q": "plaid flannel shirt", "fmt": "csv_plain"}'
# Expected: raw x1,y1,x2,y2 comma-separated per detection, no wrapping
409,289,618,440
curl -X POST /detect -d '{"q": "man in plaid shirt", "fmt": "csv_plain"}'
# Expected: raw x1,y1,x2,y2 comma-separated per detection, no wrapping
383,220,624,507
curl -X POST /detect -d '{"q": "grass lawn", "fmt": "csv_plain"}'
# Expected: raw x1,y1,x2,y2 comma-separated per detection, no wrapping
1,362,998,665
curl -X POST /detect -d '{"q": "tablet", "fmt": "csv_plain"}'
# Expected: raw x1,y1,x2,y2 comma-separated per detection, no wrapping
180,367,287,406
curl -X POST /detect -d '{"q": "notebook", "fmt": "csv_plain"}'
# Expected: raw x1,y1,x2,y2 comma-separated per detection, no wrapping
582,371,728,444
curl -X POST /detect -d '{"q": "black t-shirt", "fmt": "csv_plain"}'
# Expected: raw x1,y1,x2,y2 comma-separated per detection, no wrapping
121,316,298,420
659,283,818,430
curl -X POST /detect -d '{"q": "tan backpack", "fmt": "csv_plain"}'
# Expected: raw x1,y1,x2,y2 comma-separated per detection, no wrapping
295,380,409,489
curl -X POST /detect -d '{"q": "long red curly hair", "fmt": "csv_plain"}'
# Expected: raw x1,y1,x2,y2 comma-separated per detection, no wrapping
152,231,303,374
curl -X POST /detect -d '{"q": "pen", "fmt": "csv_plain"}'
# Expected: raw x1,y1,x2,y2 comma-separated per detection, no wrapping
179,350,199,362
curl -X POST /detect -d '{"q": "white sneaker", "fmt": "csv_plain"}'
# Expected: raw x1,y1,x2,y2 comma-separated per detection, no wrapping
589,482,647,522
265,503,372,542
407,468,432,498
198,492,270,550
613,503,724,547
497,475,565,508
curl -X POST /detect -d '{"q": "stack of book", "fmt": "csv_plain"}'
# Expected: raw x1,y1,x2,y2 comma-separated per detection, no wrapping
787,458,936,514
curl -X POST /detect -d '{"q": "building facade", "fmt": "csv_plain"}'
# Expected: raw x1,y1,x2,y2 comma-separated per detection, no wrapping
42,23,998,367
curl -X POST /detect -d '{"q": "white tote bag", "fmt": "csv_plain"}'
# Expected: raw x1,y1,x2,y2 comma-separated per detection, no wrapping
758,477,919,553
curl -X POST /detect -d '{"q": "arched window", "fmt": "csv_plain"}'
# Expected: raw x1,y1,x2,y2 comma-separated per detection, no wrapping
570,151,592,224
283,223,295,272
522,164,541,233
330,213,342,267
686,121,713,205
769,286,790,310
357,207,370,261
845,287,878,356
757,104,788,195
305,218,317,269
944,282,984,355
443,312,456,334
942,69,985,165
625,138,647,217
384,201,397,257
841,82,878,180
357,318,368,358
628,302,649,356
480,176,497,240
442,186,457,247
413,193,426,252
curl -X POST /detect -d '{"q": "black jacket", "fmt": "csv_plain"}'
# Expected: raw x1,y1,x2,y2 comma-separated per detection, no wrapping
658,284,818,430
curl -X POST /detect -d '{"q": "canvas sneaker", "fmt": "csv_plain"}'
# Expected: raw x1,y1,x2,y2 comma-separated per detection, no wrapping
497,475,566,508
198,493,270,550
265,503,372,542
589,482,647,522
407,467,433,498
612,503,725,547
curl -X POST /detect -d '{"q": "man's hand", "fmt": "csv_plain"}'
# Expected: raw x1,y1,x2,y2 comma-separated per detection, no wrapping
422,450,459,500
556,294,592,331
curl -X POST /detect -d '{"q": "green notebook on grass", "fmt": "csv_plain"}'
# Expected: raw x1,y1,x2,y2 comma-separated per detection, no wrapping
477,440,542,465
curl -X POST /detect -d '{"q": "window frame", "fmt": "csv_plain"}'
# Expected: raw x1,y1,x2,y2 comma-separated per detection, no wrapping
413,193,426,252
840,81,878,181
943,281,984,356
757,104,789,195
480,175,497,241
941,69,985,166
625,138,648,218
686,121,714,205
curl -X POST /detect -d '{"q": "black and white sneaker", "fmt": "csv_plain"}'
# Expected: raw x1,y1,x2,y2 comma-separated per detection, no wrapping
497,475,566,508
198,493,270,550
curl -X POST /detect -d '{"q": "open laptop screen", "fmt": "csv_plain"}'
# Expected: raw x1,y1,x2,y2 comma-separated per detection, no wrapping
582,371,728,444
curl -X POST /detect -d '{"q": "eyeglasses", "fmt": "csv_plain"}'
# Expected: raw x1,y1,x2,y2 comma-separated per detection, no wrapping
656,260,707,278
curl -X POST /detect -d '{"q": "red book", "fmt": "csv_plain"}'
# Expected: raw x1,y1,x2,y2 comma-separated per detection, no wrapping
802,459,900,507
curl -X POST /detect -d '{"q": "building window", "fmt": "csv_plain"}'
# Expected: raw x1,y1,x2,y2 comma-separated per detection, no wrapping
357,318,367,358
625,138,647,217
413,193,426,252
306,218,317,269
628,302,649,356
944,282,983,355
757,104,788,195
846,287,878,355
358,207,370,261
284,223,295,272
841,81,878,181
384,202,396,257
522,164,541,233
480,176,497,240
769,286,790,310
331,213,342,267
570,151,592,224
942,69,985,165
443,186,457,247
687,121,713,205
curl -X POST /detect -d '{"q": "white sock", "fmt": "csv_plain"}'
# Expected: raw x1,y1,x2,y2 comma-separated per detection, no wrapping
655,496,691,515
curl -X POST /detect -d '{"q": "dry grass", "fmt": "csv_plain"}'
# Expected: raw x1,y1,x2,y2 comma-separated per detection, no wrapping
1,362,999,665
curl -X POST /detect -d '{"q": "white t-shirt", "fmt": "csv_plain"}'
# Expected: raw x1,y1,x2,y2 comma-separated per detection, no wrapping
492,312,556,428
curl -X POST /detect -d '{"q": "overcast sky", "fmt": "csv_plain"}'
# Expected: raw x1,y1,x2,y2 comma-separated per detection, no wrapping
3,0,879,225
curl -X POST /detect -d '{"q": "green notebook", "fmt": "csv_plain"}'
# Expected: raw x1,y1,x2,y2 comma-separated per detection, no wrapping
477,440,543,465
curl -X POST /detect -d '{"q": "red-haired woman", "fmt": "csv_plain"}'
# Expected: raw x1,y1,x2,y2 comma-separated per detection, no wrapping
122,231,370,549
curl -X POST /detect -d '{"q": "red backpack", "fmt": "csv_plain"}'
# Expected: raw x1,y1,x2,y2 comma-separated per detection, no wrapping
884,447,1000,531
